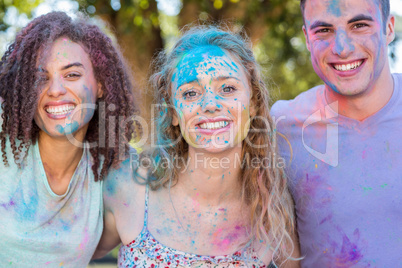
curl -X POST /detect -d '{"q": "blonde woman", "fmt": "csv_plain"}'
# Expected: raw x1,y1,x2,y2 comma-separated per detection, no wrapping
95,26,300,267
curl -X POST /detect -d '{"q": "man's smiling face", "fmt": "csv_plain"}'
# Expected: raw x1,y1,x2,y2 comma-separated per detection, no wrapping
303,0,394,96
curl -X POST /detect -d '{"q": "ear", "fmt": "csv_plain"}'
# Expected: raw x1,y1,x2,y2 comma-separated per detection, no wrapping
97,82,104,98
250,103,256,117
172,112,179,126
249,96,257,117
386,15,395,45
303,25,311,52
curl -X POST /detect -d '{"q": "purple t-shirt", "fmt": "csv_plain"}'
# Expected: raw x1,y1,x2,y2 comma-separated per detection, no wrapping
271,74,402,267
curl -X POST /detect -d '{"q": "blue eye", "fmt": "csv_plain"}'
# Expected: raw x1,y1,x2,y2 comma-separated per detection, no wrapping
222,85,237,93
183,90,198,99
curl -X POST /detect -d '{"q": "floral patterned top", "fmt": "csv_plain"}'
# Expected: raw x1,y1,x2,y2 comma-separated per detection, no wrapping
118,186,276,268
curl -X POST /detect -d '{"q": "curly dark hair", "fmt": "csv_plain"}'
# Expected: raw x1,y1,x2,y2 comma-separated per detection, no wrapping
0,11,138,181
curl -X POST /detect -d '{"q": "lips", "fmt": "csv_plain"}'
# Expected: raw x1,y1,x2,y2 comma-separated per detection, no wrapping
196,117,232,134
44,102,77,119
45,104,76,115
332,59,364,71
198,120,229,130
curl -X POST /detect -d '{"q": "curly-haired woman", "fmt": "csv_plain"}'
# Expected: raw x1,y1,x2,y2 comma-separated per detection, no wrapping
0,11,137,266
96,25,300,267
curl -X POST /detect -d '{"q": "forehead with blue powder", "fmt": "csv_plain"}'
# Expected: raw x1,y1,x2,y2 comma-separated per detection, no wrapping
172,45,240,89
324,0,382,19
326,0,343,17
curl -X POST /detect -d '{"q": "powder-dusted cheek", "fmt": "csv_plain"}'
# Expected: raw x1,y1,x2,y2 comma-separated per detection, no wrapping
177,113,204,148
312,40,330,56
66,84,97,132
80,85,97,122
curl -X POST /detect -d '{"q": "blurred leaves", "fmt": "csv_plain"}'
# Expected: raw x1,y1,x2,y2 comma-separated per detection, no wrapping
0,0,43,31
79,0,163,87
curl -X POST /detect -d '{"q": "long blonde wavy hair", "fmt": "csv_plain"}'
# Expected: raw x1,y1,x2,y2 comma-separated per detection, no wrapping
145,24,296,264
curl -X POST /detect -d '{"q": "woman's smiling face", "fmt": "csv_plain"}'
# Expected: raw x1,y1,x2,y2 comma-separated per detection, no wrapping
34,37,102,139
171,45,254,153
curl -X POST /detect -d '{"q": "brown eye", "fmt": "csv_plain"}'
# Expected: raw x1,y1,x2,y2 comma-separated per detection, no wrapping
315,28,331,34
66,73,81,78
353,23,368,29
222,85,237,94
183,90,198,99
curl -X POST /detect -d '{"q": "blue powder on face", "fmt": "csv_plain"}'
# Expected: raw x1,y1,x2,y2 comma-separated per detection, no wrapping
334,29,355,55
82,85,97,123
56,121,79,135
327,79,342,94
327,0,342,17
173,45,226,88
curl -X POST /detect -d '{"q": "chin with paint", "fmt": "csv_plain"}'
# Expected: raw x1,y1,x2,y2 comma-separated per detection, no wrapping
96,26,300,267
0,12,137,267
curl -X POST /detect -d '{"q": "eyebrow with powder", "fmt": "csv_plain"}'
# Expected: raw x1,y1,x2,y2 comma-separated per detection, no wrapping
348,14,374,24
61,62,84,70
182,76,240,87
215,76,241,82
309,21,333,31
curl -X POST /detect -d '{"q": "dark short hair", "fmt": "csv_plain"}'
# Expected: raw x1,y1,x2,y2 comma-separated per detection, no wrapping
300,0,390,31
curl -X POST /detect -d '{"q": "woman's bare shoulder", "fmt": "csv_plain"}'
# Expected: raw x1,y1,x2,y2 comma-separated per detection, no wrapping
102,150,151,244
103,150,147,213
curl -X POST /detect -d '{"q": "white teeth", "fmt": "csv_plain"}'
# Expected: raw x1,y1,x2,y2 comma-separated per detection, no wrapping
199,121,229,130
45,104,75,115
334,60,363,71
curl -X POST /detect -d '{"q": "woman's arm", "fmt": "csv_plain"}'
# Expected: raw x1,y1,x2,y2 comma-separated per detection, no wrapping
92,209,121,259
92,153,142,259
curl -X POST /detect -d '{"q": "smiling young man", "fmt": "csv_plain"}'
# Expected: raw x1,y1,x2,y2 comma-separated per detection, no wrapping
271,0,402,266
